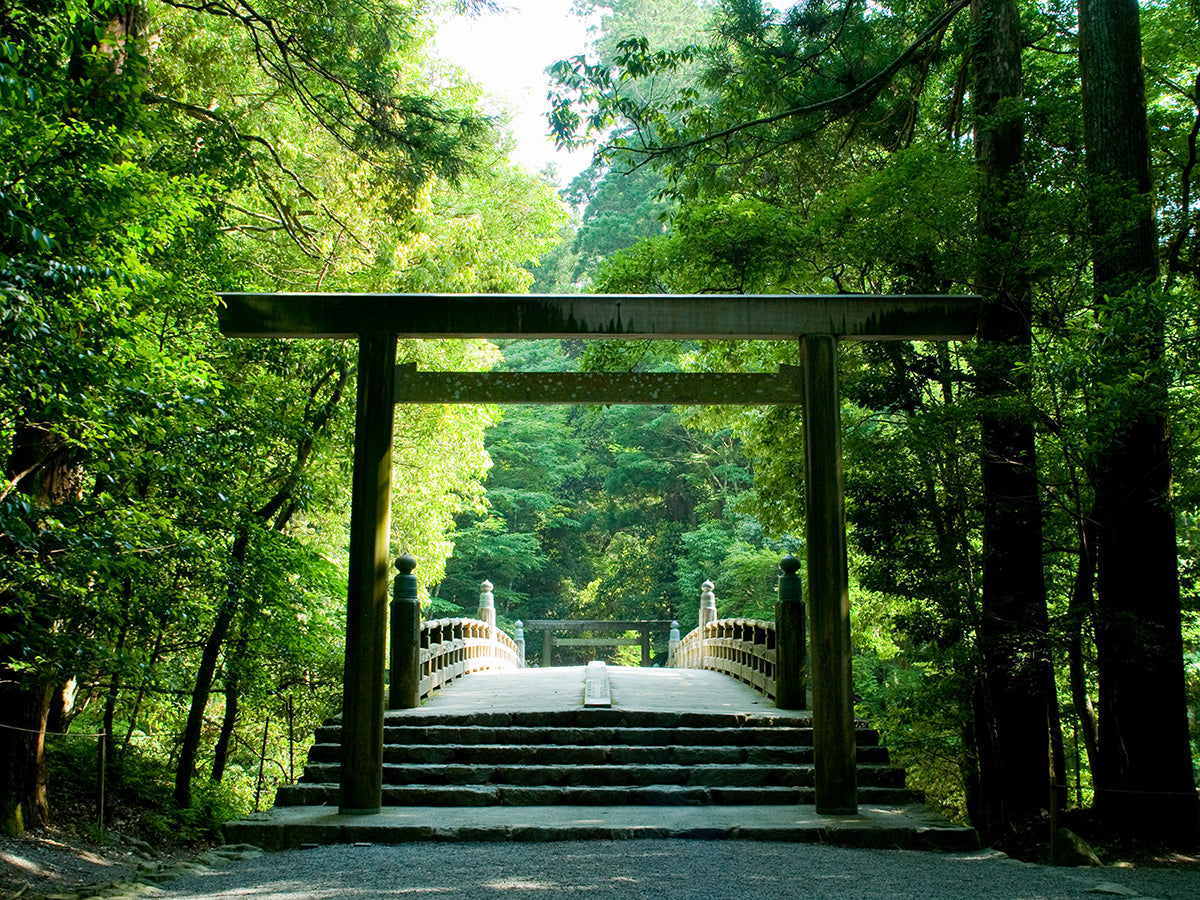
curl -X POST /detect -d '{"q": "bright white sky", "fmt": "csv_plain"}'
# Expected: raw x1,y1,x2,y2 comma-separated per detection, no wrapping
434,1,599,184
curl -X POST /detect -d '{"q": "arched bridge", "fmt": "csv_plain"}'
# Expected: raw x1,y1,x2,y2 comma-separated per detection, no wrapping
221,556,979,850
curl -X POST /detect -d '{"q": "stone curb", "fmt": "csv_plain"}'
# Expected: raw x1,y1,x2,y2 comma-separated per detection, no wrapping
223,818,982,853
35,844,264,900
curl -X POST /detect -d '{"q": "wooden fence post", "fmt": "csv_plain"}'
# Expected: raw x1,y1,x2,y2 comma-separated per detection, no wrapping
775,553,807,710
389,554,420,710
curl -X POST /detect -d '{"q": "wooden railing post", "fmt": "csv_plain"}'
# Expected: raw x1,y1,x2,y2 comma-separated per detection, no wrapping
478,579,495,632
775,553,807,709
388,554,420,710
699,580,717,668
699,579,718,631
514,620,525,667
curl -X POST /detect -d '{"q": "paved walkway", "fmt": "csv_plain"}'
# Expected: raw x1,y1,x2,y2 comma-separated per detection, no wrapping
411,665,798,717
155,841,1199,900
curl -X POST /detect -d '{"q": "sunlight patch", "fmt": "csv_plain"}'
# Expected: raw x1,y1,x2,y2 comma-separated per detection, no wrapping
482,879,599,891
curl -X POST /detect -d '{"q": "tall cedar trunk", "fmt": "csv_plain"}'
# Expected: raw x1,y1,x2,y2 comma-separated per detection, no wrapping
171,361,346,808
1078,0,1200,845
968,0,1059,840
1,423,83,834
173,528,247,809
1066,514,1101,778
211,640,241,783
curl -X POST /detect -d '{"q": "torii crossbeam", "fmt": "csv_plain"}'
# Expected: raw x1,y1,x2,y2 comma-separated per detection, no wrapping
218,292,979,817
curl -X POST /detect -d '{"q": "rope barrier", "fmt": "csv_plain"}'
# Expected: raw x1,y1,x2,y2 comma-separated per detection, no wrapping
0,722,104,738
1051,780,1200,799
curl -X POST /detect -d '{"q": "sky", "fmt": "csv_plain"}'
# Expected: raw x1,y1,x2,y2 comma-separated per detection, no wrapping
434,1,599,184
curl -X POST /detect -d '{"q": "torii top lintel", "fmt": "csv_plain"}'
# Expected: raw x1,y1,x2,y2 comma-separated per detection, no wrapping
217,293,980,341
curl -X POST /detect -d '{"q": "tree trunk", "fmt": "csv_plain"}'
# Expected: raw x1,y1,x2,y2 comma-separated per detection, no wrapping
1079,0,1200,847
1066,514,1100,780
211,655,240,783
0,679,52,835
968,0,1058,841
173,530,246,809
1,422,84,833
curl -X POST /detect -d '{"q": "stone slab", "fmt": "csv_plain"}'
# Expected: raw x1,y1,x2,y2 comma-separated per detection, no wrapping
583,661,611,708
224,804,979,852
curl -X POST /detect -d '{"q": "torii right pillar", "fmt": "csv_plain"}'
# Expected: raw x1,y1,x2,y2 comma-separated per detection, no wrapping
802,334,857,816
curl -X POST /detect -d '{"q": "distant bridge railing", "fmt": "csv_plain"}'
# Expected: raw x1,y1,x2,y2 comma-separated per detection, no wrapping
668,616,778,700
419,616,522,697
667,557,808,708
388,559,521,709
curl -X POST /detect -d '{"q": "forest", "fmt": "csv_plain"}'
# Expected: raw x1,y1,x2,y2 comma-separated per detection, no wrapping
2,0,1199,858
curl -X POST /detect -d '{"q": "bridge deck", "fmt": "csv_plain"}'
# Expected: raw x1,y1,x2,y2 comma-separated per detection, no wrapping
414,665,808,717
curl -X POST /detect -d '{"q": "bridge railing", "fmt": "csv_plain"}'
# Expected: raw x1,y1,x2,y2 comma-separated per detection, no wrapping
668,617,778,699
667,557,807,708
420,616,521,698
389,559,522,709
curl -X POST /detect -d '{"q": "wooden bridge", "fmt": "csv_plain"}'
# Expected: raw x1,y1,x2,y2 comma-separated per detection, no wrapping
216,290,980,846
221,567,979,849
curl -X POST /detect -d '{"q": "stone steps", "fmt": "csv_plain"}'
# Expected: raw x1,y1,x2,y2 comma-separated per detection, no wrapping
349,725,874,747
282,707,922,810
292,761,909,788
276,784,925,807
304,742,893,766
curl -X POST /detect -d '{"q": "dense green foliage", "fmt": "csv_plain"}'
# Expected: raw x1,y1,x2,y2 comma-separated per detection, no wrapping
542,0,1200,845
0,0,566,835
437,340,796,662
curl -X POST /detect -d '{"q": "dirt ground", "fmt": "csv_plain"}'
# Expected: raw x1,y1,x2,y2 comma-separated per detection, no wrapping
0,826,209,899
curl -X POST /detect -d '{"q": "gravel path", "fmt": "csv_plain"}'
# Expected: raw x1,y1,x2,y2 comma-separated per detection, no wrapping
153,841,1200,900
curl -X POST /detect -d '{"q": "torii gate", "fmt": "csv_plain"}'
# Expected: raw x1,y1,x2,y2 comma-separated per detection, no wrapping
218,292,979,817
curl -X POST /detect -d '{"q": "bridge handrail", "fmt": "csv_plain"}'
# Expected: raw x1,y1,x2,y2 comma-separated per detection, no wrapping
667,617,778,700
420,616,521,699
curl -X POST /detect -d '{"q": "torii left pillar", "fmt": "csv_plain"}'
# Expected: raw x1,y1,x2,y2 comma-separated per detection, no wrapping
339,333,397,814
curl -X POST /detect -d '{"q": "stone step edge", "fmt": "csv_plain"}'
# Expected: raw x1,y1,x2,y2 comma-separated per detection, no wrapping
318,727,883,747
297,761,909,779
223,807,979,853
347,711,836,728
304,744,897,763
274,784,927,806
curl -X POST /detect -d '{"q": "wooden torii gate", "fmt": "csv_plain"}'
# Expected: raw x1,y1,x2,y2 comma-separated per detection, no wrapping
217,292,979,817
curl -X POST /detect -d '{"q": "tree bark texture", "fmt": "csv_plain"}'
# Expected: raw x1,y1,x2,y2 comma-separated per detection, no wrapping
173,530,246,809
1,422,84,833
969,0,1059,840
1079,0,1200,845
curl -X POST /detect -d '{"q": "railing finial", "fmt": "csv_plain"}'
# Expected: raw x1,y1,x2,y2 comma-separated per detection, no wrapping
478,578,496,630
699,579,717,631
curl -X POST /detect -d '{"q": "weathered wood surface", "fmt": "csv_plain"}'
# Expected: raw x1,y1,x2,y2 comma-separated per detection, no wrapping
218,293,980,341
521,620,675,631
802,334,858,816
774,555,807,710
339,333,396,814
394,365,804,405
584,661,612,708
668,618,778,701
388,556,421,710
418,617,521,699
